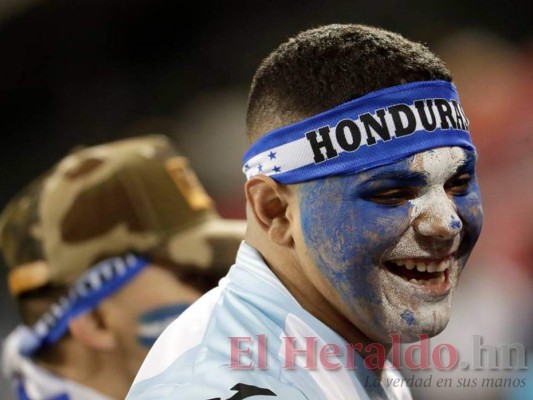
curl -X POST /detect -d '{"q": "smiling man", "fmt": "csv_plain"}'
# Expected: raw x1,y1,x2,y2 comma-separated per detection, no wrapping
127,24,483,400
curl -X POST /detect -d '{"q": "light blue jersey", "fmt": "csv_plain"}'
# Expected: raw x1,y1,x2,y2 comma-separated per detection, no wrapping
2,326,112,400
127,242,412,400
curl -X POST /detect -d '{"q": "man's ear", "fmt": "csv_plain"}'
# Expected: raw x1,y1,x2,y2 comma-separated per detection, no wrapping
245,175,293,246
68,310,117,352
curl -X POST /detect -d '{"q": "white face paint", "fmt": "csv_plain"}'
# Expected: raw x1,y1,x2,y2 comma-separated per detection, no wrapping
379,147,469,341
388,147,466,260
299,146,483,343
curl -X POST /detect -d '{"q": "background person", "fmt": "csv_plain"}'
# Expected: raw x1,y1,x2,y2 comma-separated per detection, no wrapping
0,135,245,400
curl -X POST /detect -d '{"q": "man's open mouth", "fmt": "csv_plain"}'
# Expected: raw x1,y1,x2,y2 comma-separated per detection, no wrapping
384,256,452,287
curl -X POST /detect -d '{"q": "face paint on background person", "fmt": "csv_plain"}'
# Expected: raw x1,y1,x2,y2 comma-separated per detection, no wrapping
137,303,192,348
298,146,482,343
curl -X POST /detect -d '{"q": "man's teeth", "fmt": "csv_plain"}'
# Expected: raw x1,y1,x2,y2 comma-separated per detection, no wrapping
408,275,445,285
393,258,450,273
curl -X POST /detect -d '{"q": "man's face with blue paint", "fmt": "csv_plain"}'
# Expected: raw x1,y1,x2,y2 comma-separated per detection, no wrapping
98,264,201,380
296,147,483,342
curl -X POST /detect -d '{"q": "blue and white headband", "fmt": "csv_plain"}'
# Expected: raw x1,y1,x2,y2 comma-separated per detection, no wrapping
242,80,475,184
20,253,148,356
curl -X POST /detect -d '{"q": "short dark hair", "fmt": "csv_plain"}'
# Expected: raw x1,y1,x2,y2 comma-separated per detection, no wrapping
246,24,452,143
16,284,69,326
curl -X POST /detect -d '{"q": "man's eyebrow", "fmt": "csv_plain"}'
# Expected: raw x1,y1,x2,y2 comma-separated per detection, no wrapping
360,170,428,185
456,152,477,172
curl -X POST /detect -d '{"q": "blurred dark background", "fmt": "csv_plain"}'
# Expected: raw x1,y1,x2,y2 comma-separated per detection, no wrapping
1,1,532,399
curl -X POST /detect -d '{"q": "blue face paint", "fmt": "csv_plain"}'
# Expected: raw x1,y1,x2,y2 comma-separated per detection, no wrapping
137,303,192,348
401,310,416,326
451,151,483,270
300,156,414,304
450,217,462,230
298,147,483,342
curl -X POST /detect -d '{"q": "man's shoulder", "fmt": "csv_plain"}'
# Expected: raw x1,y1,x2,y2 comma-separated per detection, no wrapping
132,273,288,382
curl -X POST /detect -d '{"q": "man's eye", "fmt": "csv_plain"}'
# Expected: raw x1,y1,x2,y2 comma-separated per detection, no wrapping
369,188,417,205
445,173,472,195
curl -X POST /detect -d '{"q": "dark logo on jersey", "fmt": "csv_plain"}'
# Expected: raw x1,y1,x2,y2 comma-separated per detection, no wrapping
207,383,277,400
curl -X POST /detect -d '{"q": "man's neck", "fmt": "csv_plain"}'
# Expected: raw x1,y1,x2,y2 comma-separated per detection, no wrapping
35,339,129,399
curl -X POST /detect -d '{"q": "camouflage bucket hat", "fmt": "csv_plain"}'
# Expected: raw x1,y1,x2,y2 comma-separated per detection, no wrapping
0,175,48,296
0,135,245,296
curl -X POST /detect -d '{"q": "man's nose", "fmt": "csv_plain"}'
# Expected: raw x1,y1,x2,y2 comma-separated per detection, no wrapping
413,189,463,240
